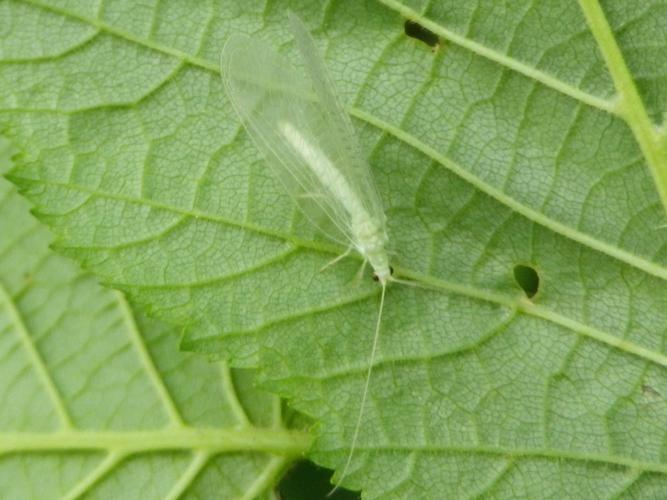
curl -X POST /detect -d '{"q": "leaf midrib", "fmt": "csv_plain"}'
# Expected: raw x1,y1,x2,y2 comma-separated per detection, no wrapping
319,442,667,474
6,430,664,474
0,427,311,455
577,0,667,214
15,0,667,284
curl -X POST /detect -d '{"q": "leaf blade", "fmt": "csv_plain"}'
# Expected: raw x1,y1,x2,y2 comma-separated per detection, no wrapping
4,1,667,498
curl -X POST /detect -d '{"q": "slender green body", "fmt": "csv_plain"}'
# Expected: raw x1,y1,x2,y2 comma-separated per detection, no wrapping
220,14,390,282
278,121,391,283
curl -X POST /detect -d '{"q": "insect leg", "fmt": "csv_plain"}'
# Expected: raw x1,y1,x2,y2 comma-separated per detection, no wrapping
320,246,353,272
350,258,368,286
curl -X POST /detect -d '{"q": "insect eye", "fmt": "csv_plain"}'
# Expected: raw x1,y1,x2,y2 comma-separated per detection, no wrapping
372,274,379,282
389,266,394,275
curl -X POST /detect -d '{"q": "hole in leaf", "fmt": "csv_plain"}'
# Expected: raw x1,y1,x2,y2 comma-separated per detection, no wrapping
513,264,539,298
404,20,439,48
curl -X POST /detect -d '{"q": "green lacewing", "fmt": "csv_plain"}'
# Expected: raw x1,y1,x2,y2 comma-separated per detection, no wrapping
221,12,399,488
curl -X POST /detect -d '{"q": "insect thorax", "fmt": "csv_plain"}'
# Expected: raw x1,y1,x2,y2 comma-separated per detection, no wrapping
352,215,390,282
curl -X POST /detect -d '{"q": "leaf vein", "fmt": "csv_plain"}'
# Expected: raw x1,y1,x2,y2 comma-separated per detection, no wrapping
0,279,73,428
114,291,186,426
378,0,618,115
326,445,667,474
240,455,290,500
218,362,251,427
62,451,125,500
351,108,667,281
114,247,299,290
164,451,210,500
578,0,667,214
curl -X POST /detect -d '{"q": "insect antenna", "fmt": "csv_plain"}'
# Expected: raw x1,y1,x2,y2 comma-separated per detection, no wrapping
329,282,387,495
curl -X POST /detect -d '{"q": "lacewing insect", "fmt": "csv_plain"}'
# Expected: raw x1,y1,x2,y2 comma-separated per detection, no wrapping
221,12,402,488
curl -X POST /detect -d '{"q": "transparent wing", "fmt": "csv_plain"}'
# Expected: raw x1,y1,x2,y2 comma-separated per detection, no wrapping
220,15,385,246
287,13,386,226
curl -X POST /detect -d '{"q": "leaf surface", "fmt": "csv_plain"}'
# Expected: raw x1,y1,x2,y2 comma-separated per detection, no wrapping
3,0,667,497
0,139,309,499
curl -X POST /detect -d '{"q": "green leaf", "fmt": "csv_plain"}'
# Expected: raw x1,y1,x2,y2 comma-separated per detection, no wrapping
0,139,309,499
4,0,667,497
